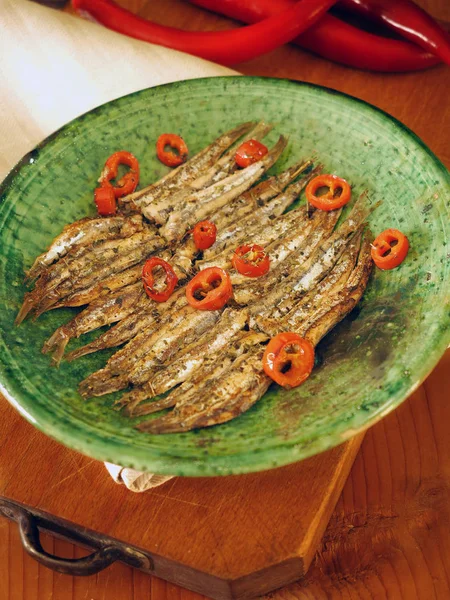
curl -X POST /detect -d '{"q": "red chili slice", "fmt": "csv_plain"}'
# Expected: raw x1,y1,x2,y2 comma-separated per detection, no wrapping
99,151,140,198
232,244,270,278
235,139,268,168
371,228,409,270
193,220,217,250
156,133,189,167
263,332,315,388
186,267,232,311
142,257,178,303
305,174,351,211
94,187,116,216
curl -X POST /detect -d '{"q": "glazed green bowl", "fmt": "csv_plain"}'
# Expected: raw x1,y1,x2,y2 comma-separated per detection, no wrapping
0,77,449,476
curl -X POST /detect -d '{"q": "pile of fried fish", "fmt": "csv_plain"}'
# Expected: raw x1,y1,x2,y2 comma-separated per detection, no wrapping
17,122,374,434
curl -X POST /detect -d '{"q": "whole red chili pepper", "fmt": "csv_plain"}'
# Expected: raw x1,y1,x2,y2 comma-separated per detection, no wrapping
340,0,450,66
72,0,339,66
190,0,440,71
300,13,439,71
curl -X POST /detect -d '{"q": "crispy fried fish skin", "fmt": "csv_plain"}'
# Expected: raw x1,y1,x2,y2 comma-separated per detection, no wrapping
242,194,375,313
137,348,269,434
51,262,145,309
76,289,187,375
42,282,145,365
128,308,221,387
188,121,273,192
53,248,174,311
66,283,188,362
302,234,373,346
233,208,341,307
253,232,363,335
200,206,306,272
20,230,165,322
136,233,374,435
201,160,314,254
65,295,151,361
199,165,320,271
26,214,144,281
160,136,288,243
123,331,267,417
121,122,255,209
140,308,249,396
78,302,216,398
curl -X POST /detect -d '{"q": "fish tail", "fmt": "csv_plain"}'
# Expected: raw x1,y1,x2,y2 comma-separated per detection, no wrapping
42,328,70,366
78,371,127,398
15,292,37,325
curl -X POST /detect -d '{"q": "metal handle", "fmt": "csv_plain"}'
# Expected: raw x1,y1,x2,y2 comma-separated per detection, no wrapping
18,510,122,576
0,499,151,576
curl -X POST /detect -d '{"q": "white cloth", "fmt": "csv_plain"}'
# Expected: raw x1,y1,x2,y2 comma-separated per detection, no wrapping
104,463,173,492
1,0,237,491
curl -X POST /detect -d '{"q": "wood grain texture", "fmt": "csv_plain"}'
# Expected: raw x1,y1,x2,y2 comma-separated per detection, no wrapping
265,350,450,600
0,393,364,598
1,351,449,599
3,0,450,598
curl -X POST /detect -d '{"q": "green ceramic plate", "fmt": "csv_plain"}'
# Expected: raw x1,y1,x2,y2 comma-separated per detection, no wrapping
0,77,449,476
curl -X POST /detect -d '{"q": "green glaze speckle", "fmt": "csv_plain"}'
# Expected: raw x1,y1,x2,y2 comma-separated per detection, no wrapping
0,77,449,476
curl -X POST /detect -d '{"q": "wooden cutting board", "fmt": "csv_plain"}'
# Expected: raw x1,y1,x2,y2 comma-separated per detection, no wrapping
0,395,363,599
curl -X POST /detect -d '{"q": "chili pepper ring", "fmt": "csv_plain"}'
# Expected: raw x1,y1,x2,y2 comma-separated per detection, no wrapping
156,133,189,167
371,228,410,270
99,151,140,198
263,332,315,388
193,220,217,250
305,174,351,211
142,257,179,303
186,267,233,310
232,244,270,277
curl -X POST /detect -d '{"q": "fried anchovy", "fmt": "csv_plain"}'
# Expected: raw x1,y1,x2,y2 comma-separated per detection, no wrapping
137,348,268,434
78,170,333,394
17,229,164,323
51,262,148,309
127,307,221,387
78,302,218,397
120,209,335,419
133,308,248,399
115,308,248,412
122,158,310,306
66,288,186,361
201,160,314,253
160,136,288,243
137,237,373,434
299,233,373,345
121,121,255,210
42,282,145,365
126,330,266,418
66,162,313,361
199,165,320,270
254,231,363,335
188,121,273,192
233,207,342,307
25,214,144,281
240,194,375,312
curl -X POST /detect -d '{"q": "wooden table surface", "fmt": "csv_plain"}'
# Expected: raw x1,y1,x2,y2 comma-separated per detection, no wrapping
1,1,449,598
